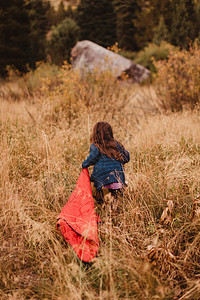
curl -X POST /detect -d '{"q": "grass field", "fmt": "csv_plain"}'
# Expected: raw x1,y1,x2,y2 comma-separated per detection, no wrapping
0,66,200,299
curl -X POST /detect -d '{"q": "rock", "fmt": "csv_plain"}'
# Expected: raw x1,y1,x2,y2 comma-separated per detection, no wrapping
71,40,151,83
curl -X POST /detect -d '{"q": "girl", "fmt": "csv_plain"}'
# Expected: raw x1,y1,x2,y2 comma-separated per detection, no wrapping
82,122,130,202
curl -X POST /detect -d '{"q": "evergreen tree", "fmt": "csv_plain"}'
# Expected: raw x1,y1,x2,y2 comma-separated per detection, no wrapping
196,0,200,40
134,0,172,49
113,0,140,51
77,0,117,48
27,0,51,68
48,2,77,26
135,0,199,49
134,0,154,49
65,4,77,20
153,15,170,45
48,5,57,26
169,0,199,48
0,0,30,77
56,1,66,24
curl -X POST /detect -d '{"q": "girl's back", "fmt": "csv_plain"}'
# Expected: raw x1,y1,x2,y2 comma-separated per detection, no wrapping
82,122,130,192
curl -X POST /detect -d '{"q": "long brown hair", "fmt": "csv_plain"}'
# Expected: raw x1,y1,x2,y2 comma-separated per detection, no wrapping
90,122,124,160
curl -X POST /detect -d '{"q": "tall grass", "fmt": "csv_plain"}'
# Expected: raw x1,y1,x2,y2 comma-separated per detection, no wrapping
0,65,200,299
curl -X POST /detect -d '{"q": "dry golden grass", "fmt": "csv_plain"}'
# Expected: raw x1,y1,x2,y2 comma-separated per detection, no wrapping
0,67,200,299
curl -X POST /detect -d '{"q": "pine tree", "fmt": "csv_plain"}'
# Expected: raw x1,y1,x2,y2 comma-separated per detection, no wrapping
77,0,117,48
56,1,67,24
134,0,172,49
27,0,51,68
153,15,170,45
134,0,154,49
135,0,199,49
113,0,140,51
196,0,200,40
0,0,30,77
65,4,77,21
48,5,57,26
169,0,199,48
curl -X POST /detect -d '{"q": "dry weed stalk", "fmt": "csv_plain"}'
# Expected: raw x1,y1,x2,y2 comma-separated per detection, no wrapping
159,200,174,226
190,195,200,221
147,244,176,264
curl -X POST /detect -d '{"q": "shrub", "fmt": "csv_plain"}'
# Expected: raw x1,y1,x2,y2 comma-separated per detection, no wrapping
42,63,130,128
134,42,175,73
0,63,61,100
24,62,61,96
119,50,137,61
47,18,80,65
154,42,200,111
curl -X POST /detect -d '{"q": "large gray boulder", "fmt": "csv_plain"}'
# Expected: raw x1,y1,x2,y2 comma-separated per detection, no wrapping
71,40,150,83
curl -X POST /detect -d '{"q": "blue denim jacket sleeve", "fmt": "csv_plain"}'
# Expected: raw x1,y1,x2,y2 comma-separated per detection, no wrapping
82,143,100,168
117,144,130,164
122,148,130,164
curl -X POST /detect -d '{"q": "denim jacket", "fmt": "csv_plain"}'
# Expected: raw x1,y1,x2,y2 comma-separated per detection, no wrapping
82,143,130,191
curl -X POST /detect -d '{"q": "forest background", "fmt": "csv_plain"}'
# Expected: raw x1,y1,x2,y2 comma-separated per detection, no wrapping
0,0,200,76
